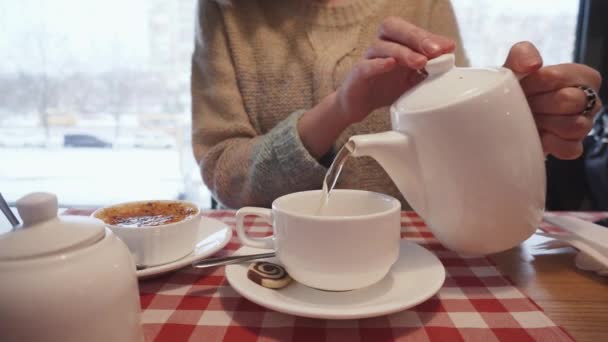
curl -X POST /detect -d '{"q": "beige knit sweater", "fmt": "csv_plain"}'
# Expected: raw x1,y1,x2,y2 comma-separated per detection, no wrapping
192,0,467,209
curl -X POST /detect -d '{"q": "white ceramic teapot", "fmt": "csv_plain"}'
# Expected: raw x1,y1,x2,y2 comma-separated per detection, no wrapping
0,192,143,342
347,54,546,255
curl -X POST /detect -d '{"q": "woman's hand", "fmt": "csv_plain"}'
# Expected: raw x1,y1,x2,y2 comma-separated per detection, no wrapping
503,42,603,159
299,17,456,159
336,17,456,123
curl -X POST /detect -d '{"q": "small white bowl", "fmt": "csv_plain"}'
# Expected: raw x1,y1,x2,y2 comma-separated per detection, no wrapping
92,200,202,267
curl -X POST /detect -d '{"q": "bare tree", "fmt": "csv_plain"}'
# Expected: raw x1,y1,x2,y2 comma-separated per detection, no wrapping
101,70,134,139
14,24,66,140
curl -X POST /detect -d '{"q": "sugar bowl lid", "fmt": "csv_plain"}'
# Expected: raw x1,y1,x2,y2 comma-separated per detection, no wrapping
0,192,105,261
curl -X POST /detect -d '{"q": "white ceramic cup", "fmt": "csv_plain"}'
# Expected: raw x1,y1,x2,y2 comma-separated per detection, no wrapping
93,200,202,266
235,190,401,291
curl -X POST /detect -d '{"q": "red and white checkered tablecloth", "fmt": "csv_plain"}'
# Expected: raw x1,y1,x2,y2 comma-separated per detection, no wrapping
64,209,608,341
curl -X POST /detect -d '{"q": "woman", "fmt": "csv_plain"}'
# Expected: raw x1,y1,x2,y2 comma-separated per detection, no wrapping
192,0,602,209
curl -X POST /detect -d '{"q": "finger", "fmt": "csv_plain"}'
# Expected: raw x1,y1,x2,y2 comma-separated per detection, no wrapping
353,57,397,80
535,114,593,140
521,64,602,96
365,40,427,70
378,16,455,58
541,132,584,160
527,87,588,115
503,41,543,78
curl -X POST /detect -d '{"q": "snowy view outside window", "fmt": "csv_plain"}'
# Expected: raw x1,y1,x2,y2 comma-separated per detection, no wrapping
452,0,579,67
0,0,579,208
0,0,204,207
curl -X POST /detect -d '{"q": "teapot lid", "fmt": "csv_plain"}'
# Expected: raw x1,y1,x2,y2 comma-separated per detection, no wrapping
0,192,105,261
392,53,510,114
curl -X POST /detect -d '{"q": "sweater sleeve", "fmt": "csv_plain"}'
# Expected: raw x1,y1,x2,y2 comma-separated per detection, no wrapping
429,0,470,67
191,1,327,209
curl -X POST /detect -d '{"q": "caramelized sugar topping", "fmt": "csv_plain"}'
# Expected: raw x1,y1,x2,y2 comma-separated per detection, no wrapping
98,202,197,228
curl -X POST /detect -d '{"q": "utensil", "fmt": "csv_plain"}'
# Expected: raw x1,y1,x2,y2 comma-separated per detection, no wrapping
192,252,275,269
346,53,545,255
0,192,20,229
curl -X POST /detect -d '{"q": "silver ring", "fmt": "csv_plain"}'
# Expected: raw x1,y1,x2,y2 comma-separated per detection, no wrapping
577,85,598,117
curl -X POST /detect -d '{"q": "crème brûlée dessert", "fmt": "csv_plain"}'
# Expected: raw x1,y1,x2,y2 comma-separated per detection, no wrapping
95,201,198,228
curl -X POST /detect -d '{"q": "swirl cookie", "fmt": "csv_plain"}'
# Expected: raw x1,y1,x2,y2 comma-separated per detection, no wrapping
247,262,292,289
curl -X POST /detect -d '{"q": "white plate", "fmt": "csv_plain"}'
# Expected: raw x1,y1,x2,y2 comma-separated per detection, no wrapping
137,217,232,279
225,240,445,319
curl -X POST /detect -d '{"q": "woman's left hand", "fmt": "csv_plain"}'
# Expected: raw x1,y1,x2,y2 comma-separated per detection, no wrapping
503,41,603,159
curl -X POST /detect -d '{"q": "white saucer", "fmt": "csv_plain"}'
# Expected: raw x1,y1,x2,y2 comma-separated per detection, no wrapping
137,217,232,279
225,240,445,319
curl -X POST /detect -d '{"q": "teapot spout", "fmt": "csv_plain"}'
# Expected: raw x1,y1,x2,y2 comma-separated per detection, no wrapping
347,131,427,216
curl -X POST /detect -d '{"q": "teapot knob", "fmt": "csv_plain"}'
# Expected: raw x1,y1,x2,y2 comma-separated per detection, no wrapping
424,53,455,78
16,192,58,227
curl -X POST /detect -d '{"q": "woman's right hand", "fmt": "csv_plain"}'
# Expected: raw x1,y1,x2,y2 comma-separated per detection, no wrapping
336,17,456,124
298,17,457,159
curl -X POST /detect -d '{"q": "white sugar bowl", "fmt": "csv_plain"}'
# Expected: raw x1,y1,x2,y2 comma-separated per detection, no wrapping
0,192,143,342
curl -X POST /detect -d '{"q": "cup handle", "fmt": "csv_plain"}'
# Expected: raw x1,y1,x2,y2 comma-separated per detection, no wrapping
235,207,274,249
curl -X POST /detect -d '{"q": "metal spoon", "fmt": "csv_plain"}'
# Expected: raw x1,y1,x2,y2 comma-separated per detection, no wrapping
0,192,20,230
191,252,276,269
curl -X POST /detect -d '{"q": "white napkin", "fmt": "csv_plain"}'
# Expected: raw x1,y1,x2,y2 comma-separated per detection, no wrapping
575,252,608,276
541,215,608,277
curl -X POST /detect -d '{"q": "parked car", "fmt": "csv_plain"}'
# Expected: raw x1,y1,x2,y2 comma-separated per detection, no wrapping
63,134,112,148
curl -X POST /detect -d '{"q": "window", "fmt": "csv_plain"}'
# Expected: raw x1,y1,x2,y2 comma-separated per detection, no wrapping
0,0,210,208
452,0,579,66
576,0,608,102
0,0,583,208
